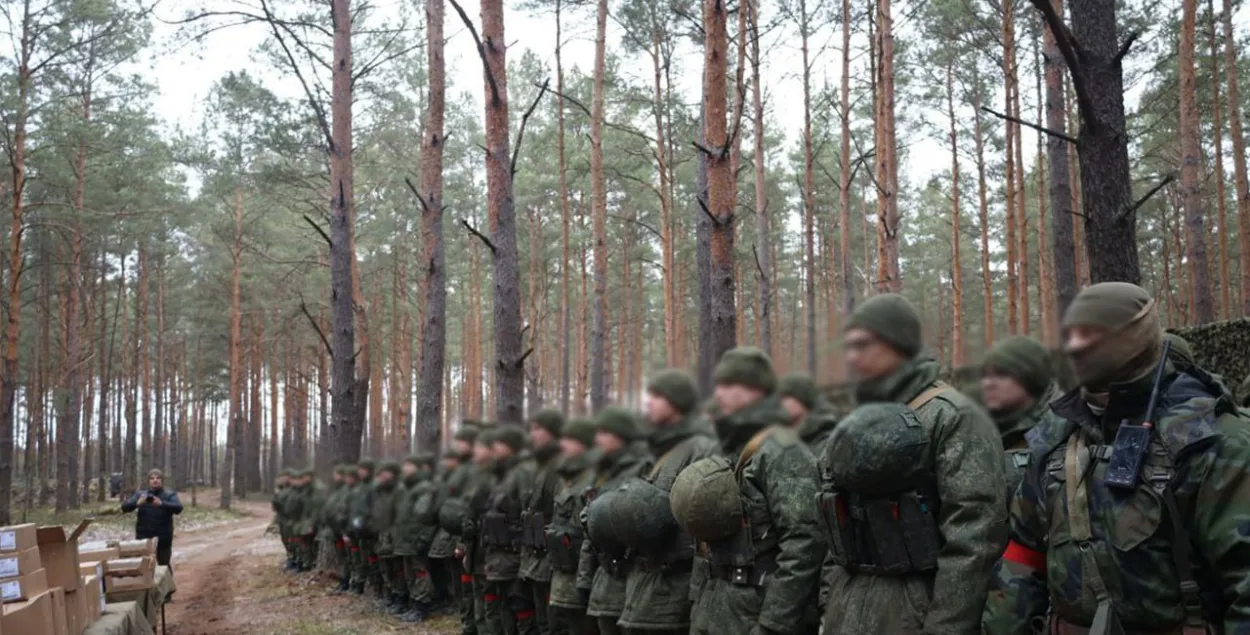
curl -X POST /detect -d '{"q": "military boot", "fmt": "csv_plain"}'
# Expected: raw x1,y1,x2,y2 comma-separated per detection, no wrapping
386,593,407,614
400,602,429,623
350,579,365,595
331,575,351,594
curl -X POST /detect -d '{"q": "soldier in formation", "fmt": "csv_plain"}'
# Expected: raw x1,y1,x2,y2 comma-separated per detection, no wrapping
547,418,598,635
980,335,1061,504
778,372,840,449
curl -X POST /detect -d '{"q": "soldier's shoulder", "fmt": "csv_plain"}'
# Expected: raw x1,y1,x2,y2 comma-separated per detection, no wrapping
1024,410,1075,458
760,427,813,461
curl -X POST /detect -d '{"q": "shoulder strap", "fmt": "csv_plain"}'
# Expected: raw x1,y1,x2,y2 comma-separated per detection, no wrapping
734,425,781,478
648,442,683,480
907,381,953,410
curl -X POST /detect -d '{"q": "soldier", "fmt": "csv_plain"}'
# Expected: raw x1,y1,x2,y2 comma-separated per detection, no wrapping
521,410,567,635
393,453,439,622
778,372,839,449
577,407,653,635
981,335,1061,505
484,426,538,635
620,370,718,635
671,347,824,635
820,294,1004,634
983,282,1250,635
328,465,358,592
318,467,347,581
371,461,404,611
347,459,376,595
547,418,599,635
464,428,504,635
433,425,481,634
295,469,324,572
273,469,295,571
286,470,312,571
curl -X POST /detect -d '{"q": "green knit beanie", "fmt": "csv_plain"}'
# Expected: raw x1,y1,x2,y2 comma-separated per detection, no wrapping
982,335,1053,398
1062,282,1153,330
562,418,597,447
461,418,481,430
376,461,400,477
595,406,643,442
713,347,778,394
1164,332,1195,368
778,373,822,410
357,459,376,473
646,369,700,415
493,426,528,452
531,409,566,436
476,428,498,446
404,453,435,467
453,425,479,443
845,293,924,357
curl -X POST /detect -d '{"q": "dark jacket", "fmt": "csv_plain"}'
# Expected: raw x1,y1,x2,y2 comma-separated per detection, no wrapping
121,488,184,540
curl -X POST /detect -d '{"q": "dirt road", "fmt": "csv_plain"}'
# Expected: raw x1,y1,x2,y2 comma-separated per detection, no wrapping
160,494,457,635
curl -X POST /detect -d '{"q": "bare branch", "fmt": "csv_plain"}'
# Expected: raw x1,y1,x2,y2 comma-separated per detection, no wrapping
543,83,655,143
512,78,551,178
752,243,767,280
260,0,333,149
448,0,501,106
516,348,535,368
1114,30,1141,66
1118,173,1176,221
1026,0,1096,128
981,106,1077,144
303,215,332,246
404,176,432,214
461,219,498,254
298,297,333,357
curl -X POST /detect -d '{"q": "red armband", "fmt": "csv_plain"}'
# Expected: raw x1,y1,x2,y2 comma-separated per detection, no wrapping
1003,539,1045,570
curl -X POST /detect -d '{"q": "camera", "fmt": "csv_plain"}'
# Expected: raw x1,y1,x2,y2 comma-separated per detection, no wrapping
144,492,156,504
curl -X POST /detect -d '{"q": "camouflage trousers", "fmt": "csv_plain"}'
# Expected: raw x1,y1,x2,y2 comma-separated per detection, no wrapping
402,555,435,605
595,618,622,635
296,533,319,569
279,527,295,561
332,537,349,581
350,539,382,592
381,555,405,598
520,579,550,635
482,579,539,635
455,562,478,635
548,606,599,635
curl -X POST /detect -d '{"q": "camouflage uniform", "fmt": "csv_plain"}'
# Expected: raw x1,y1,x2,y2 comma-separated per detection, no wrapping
295,470,324,571
347,460,377,594
435,440,480,635
323,466,356,590
273,470,294,568
371,462,404,607
521,410,567,635
547,419,599,635
779,372,839,450
393,455,439,621
687,348,825,635
483,427,538,635
465,430,505,635
621,370,719,635
983,283,1250,635
982,335,1063,507
578,408,654,635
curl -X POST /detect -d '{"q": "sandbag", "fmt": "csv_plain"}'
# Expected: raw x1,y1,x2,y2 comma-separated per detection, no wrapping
824,402,930,497
438,497,468,535
669,455,743,542
585,478,677,550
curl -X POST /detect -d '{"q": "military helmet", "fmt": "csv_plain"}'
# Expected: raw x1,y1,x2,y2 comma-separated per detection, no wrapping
669,455,743,542
824,402,930,497
438,497,469,534
585,477,678,551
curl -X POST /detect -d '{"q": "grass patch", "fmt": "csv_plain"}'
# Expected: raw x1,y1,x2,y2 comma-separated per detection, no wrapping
16,499,249,543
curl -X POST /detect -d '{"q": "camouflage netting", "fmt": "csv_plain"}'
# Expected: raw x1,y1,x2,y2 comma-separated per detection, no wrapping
822,317,1250,406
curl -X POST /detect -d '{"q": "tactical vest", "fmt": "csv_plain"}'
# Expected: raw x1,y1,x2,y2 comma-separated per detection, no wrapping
546,471,591,574
815,388,947,577
1004,449,1030,509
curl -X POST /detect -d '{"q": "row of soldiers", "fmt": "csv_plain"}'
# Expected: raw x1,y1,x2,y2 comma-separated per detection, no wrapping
271,282,1250,635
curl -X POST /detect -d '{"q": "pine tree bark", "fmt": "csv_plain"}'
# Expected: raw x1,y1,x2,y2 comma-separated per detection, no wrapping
138,246,152,476
972,78,994,348
701,0,737,381
223,184,243,510
799,0,817,376
1003,4,1019,333
946,64,964,367
1179,0,1215,324
651,18,678,368
1217,0,1250,314
588,0,609,411
1206,0,1230,318
417,0,446,451
838,0,854,320
98,252,115,502
556,0,573,411
749,0,771,356
155,259,166,475
1034,37,1055,346
874,0,900,291
247,321,263,491
1045,0,1077,317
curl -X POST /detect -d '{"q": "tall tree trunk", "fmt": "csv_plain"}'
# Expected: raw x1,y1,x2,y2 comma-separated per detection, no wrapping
223,184,243,510
838,0,854,320
1179,0,1215,324
1218,0,1249,314
946,64,964,366
138,245,151,475
1003,4,1019,333
368,292,383,455
749,0,771,356
1045,0,1077,317
247,322,263,491
328,0,362,464
479,0,526,424
98,251,115,502
1013,47,1030,334
155,259,165,475
268,336,278,489
1034,36,1054,345
556,0,573,411
799,0,817,376
1207,0,1230,318
875,0,900,291
652,22,678,367
417,0,446,452
589,0,609,411
703,0,737,370
972,79,994,348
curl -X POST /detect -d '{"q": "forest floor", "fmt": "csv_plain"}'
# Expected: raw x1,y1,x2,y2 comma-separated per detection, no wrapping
160,490,459,635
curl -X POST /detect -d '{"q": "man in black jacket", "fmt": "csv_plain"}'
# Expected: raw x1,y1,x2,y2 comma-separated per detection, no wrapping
121,468,184,568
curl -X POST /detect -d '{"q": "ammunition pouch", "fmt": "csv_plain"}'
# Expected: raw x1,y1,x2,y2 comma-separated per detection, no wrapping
598,552,632,578
816,485,942,575
481,511,519,549
546,528,583,573
520,511,547,549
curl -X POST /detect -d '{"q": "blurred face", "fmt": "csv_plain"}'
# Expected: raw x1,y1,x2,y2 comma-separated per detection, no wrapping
277,477,289,488
844,328,907,381
441,455,459,471
644,392,679,425
332,472,343,485
375,470,394,486
559,437,587,458
595,430,624,455
492,441,515,459
401,462,418,478
472,442,492,464
714,383,765,415
357,468,372,481
343,474,357,486
529,424,554,448
981,370,1033,414
453,440,473,457
148,474,163,490
1064,325,1107,357
780,396,807,424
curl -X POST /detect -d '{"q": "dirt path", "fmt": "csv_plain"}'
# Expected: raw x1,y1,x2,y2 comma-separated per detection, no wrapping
159,494,458,635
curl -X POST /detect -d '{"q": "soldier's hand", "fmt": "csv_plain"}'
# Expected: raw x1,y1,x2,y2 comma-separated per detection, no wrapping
453,546,465,560
151,497,162,507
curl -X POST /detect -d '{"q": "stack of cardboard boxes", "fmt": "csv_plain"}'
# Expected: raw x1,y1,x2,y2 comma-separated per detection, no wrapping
100,539,156,594
0,521,103,635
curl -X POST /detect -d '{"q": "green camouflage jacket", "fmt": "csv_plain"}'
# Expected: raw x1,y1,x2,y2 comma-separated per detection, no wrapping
287,484,312,536
429,461,473,559
347,480,376,539
484,453,537,582
997,382,1062,511
297,482,325,537
272,486,291,531
371,479,401,555
982,365,1250,635
620,415,719,630
548,450,596,609
795,406,839,450
690,396,825,635
520,444,563,583
823,356,1006,635
463,462,500,576
392,472,437,556
318,482,350,541
577,442,653,618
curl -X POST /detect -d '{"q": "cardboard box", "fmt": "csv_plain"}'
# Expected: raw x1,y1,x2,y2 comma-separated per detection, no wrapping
63,589,84,635
103,573,153,594
0,568,48,603
77,562,102,579
75,545,117,566
0,525,37,554
36,521,89,592
1,588,55,635
103,556,153,578
109,539,155,558
48,587,67,635
0,547,41,579
82,575,102,622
